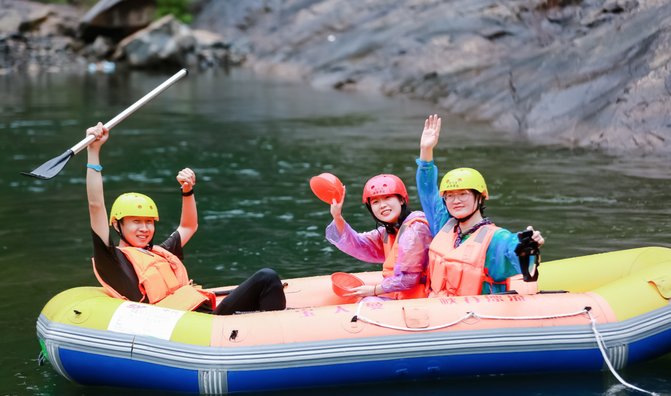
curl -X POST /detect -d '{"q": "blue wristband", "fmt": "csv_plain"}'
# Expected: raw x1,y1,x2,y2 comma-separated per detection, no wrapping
87,163,103,172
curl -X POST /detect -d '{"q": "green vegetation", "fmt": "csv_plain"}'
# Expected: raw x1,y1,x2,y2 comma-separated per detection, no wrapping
37,0,195,24
156,0,194,24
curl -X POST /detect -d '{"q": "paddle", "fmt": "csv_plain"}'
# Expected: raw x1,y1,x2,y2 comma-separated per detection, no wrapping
21,68,189,180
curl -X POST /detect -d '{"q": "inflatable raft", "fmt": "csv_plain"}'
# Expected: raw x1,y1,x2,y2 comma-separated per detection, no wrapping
37,247,671,394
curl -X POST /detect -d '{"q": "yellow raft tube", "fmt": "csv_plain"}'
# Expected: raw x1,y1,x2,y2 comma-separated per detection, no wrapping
37,247,671,394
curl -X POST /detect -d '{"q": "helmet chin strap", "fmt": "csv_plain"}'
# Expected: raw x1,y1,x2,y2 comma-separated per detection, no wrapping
365,198,410,236
452,193,485,223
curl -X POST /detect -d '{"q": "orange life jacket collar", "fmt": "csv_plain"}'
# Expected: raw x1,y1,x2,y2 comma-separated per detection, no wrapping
427,218,500,296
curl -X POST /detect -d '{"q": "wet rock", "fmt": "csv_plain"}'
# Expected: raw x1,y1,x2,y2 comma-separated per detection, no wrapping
1,0,238,74
112,14,234,69
0,0,85,74
79,0,156,42
112,15,191,67
192,0,671,155
86,35,116,58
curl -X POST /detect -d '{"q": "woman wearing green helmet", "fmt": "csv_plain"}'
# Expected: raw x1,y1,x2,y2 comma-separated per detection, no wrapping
85,122,286,315
416,114,545,296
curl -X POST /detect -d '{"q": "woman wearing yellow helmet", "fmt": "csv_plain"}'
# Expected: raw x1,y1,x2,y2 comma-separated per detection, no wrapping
416,114,545,296
85,122,286,315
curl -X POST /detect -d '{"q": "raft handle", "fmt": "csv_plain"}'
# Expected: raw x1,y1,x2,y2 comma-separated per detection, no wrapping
350,315,358,323
229,330,238,341
73,309,81,315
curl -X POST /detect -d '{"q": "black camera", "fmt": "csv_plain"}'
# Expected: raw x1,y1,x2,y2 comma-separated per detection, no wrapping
515,230,540,282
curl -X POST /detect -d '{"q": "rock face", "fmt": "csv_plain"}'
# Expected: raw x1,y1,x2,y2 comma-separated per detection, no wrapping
0,0,85,74
112,14,233,69
113,15,196,68
192,0,671,156
79,0,156,42
0,0,237,74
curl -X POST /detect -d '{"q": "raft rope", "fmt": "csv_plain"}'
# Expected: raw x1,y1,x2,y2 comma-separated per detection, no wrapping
352,301,588,332
586,310,659,396
353,302,658,395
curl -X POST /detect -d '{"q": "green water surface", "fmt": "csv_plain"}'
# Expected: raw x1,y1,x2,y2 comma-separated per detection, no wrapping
1,69,670,395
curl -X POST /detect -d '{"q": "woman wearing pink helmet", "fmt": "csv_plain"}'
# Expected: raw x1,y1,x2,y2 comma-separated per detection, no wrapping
326,174,432,300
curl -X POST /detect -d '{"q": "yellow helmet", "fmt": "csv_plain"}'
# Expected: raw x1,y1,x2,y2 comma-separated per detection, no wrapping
109,192,159,225
439,168,488,199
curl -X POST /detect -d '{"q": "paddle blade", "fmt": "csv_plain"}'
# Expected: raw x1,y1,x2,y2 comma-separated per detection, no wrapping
309,173,344,204
21,149,74,179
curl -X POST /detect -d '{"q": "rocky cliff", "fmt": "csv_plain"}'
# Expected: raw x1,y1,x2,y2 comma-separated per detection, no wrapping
193,0,671,156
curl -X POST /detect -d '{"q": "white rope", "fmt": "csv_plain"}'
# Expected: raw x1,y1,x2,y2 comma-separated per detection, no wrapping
353,301,587,332
353,302,659,395
586,310,658,396
472,309,589,321
353,301,476,331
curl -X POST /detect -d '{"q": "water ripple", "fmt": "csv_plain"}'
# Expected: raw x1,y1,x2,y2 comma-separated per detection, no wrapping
203,209,265,220
526,195,618,205
236,169,260,177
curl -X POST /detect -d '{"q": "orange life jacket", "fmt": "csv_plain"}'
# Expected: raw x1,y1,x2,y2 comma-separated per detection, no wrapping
93,245,215,311
381,216,430,300
427,218,503,296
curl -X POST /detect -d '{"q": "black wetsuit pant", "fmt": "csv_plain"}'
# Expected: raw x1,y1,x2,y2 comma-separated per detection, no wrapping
212,268,286,315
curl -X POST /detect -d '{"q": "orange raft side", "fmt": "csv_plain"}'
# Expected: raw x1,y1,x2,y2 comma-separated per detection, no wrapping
210,275,616,348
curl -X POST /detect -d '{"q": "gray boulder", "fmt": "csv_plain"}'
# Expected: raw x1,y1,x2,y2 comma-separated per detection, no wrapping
113,14,232,69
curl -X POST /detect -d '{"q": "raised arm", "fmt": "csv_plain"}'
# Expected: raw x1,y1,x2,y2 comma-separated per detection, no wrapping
416,114,450,235
86,122,110,245
176,168,198,246
329,186,347,234
419,114,441,162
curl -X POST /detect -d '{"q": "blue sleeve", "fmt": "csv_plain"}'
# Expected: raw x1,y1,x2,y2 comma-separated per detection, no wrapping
484,228,522,282
416,158,451,236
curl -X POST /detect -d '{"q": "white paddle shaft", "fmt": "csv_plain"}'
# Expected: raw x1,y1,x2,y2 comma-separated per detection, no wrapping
70,69,188,154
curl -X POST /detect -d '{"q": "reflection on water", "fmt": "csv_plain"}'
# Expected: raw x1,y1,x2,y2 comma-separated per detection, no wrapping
1,69,670,396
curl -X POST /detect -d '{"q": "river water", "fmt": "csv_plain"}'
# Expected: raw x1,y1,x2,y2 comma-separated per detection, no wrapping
1,68,670,395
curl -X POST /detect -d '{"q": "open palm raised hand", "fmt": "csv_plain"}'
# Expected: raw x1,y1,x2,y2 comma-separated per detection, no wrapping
420,114,442,150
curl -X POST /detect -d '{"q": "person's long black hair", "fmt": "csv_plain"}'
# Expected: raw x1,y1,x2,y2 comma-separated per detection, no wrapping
365,195,413,235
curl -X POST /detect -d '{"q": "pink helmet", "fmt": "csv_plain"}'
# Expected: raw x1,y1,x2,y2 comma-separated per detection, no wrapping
361,174,409,204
